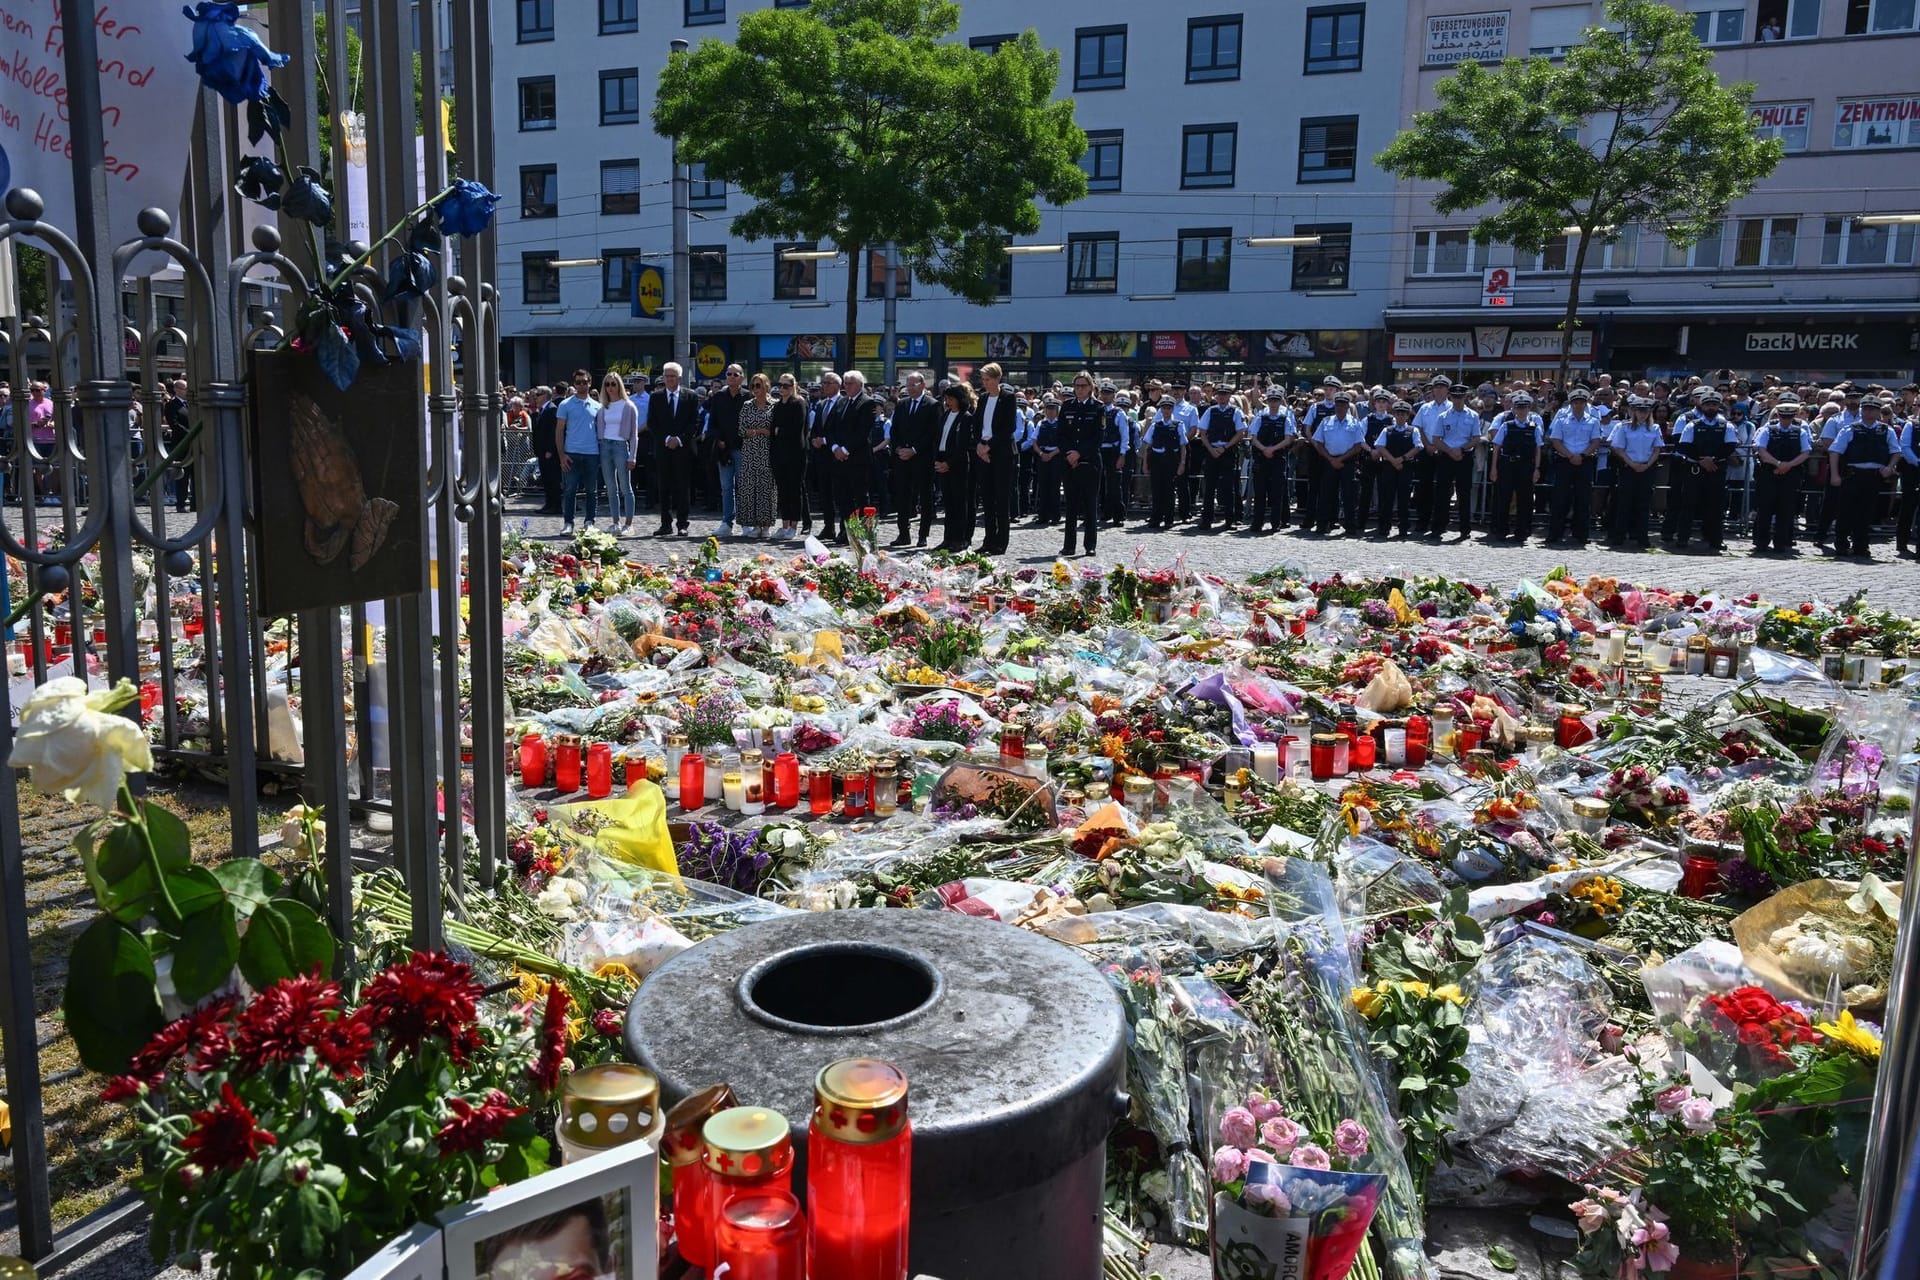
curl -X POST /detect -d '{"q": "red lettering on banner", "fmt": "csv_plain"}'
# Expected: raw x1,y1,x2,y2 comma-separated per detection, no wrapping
1839,99,1920,125
31,112,140,180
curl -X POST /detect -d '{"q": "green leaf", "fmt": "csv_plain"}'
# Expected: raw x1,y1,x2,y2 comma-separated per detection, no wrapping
63,916,165,1073
141,802,193,871
239,899,335,986
164,866,227,920
1488,1245,1520,1272
169,903,241,1002
1399,1075,1430,1093
212,859,283,919
92,820,150,885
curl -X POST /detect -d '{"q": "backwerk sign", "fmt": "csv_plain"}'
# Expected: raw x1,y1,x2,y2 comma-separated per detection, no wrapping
1687,324,1915,369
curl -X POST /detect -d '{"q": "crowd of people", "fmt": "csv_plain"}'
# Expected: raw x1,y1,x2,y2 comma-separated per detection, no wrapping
506,365,1920,564
0,377,197,510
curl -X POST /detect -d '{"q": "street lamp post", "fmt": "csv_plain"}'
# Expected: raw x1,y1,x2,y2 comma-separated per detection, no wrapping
882,241,899,387
669,38,691,373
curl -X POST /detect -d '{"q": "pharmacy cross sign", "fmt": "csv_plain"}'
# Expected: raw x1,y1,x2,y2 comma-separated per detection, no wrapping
1481,266,1514,307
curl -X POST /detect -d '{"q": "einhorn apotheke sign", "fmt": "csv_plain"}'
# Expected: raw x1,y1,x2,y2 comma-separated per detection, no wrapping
1424,11,1510,66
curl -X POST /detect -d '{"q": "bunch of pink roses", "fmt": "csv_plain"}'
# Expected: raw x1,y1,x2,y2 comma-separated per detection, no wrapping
1569,1187,1679,1280
1209,1090,1371,1217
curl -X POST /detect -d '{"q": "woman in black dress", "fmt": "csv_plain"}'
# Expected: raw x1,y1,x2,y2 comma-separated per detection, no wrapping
769,373,811,539
935,382,979,552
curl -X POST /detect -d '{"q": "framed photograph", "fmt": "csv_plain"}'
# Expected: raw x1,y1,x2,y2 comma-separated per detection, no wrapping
438,1143,659,1280
343,1222,443,1280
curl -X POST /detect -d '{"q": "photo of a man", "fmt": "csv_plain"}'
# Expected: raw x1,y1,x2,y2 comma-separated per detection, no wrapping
475,1192,628,1280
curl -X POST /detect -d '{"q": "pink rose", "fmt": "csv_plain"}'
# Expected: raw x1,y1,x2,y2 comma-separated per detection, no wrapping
1260,1115,1303,1158
1220,1106,1259,1150
1678,1096,1718,1133
1569,1198,1610,1235
1333,1119,1370,1158
1211,1144,1248,1185
1243,1146,1275,1166
1290,1143,1332,1171
1653,1086,1689,1115
1247,1093,1284,1124
1242,1182,1293,1216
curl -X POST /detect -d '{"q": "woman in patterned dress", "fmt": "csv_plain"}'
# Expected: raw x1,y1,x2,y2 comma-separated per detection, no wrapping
735,372,777,536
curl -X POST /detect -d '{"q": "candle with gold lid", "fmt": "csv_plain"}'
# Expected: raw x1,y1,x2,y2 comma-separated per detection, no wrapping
664,1083,738,1270
808,1058,912,1280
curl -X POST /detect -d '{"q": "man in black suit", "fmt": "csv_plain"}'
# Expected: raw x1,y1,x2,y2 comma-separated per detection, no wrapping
889,370,941,548
1058,370,1106,557
531,384,561,513
972,362,1019,555
646,361,700,535
808,372,842,541
827,370,876,541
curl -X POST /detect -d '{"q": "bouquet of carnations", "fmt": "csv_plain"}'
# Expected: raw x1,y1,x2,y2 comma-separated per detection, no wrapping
1209,1095,1386,1280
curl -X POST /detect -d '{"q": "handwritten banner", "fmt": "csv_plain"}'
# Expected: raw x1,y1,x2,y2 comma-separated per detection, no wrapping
0,1,205,271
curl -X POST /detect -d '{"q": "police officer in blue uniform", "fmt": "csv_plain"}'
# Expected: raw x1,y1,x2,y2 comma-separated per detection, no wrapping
1313,391,1368,537
1546,386,1606,545
1828,396,1899,561
1031,395,1063,526
1370,398,1424,540
1058,372,1107,557
1143,395,1188,531
1247,388,1295,534
1606,396,1665,550
1098,381,1132,527
1487,393,1543,543
1426,383,1483,540
1666,390,1739,552
1750,399,1811,556
1198,384,1246,531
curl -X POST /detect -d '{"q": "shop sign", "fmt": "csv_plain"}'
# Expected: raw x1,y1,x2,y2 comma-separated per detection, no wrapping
1832,96,1920,150
1044,333,1141,360
1687,324,1916,368
1392,332,1474,359
758,335,838,360
694,343,728,378
1260,331,1369,361
630,266,665,320
1391,330,1593,363
1423,11,1509,66
947,334,1034,360
852,334,931,362
1149,332,1251,360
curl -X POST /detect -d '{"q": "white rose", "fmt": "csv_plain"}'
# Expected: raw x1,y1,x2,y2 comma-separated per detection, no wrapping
10,677,154,810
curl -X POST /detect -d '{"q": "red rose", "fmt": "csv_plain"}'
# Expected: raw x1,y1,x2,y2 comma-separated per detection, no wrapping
1737,1022,1771,1046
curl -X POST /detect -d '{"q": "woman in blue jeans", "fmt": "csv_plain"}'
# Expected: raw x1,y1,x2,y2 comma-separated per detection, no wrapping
596,373,641,533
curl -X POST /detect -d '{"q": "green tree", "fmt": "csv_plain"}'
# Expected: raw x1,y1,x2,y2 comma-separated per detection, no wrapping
1376,0,1783,388
314,15,446,193
654,0,1087,368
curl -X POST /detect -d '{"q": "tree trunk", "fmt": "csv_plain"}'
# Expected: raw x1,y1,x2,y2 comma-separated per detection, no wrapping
842,241,863,375
1557,231,1594,391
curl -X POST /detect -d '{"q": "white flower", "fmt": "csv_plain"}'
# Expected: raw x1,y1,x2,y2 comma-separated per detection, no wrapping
9,677,153,810
534,876,588,918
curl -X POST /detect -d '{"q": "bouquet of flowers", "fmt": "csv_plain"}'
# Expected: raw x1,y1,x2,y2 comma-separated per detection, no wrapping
677,687,743,751
1600,766,1691,827
1209,1095,1386,1280
843,505,880,563
896,699,981,747
1697,984,1822,1077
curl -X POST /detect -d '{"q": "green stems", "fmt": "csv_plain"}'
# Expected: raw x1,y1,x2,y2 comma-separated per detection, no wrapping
320,184,457,295
120,780,185,926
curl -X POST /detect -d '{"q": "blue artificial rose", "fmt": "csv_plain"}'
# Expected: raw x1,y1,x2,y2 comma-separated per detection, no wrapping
281,167,334,227
183,3,290,105
234,155,286,209
435,179,502,238
383,251,437,304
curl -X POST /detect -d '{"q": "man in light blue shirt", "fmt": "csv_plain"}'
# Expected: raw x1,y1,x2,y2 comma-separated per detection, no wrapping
556,368,602,531
1607,396,1664,548
1425,383,1483,540
1312,391,1368,537
1546,385,1605,545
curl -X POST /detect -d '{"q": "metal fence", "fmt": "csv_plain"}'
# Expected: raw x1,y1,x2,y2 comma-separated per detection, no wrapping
0,0,500,1263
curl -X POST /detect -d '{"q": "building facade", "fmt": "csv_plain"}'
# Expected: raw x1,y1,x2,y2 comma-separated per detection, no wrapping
491,0,1411,389
1386,0,1920,384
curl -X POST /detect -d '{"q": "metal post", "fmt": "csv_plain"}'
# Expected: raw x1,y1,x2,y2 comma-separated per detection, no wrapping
670,39,691,370
882,241,898,388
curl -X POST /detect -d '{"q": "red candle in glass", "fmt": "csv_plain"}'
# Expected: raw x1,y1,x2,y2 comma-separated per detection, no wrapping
681,752,707,812
1000,724,1026,761
807,1058,912,1280
1457,723,1485,755
702,1109,796,1255
554,737,583,793
585,743,613,798
1350,731,1376,772
1310,735,1339,781
773,752,801,809
841,769,870,818
518,734,548,789
1558,705,1595,750
1680,853,1723,899
1405,716,1430,768
809,767,835,816
664,1085,737,1270
717,1192,807,1280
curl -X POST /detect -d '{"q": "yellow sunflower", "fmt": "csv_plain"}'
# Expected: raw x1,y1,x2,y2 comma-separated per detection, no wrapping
1815,1010,1882,1059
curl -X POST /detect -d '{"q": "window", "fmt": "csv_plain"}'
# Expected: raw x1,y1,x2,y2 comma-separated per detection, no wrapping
1754,0,1819,37
1187,16,1243,82
1182,124,1237,189
994,237,1013,297
1845,0,1919,31
1685,0,1746,42
1833,97,1920,150
691,247,728,301
1067,232,1119,293
1822,217,1918,265
866,249,912,299
603,250,643,304
686,0,725,24
774,0,808,7
600,160,641,216
520,165,557,219
1081,130,1123,192
600,0,637,34
970,33,1016,52
523,252,559,304
600,70,639,125
517,0,552,42
518,77,556,131
1298,116,1358,183
1530,226,1639,271
1410,228,1482,275
1662,224,1725,268
689,163,727,211
1750,101,1812,151
775,243,819,299
1734,216,1798,267
1290,224,1351,290
1527,4,1589,55
1176,229,1232,292
1304,5,1365,73
1074,26,1127,91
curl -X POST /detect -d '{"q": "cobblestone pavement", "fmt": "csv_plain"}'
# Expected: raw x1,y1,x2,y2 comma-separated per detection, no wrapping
502,493,1920,615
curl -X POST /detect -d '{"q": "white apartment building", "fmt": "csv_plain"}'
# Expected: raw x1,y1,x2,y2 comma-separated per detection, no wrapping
1386,0,1920,384
491,0,1411,388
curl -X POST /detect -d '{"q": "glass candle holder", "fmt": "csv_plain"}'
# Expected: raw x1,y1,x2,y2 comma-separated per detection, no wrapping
809,767,835,816
705,752,727,801
665,735,689,800
702,1108,796,1247
743,767,766,817
586,743,613,798
722,771,746,813
773,751,801,809
807,1059,912,1280
872,764,898,816
1680,852,1723,899
681,752,707,813
1310,734,1340,781
1557,705,1595,750
664,1084,739,1271
840,769,870,818
1123,774,1154,819
1350,731,1376,772
554,735,583,793
717,1193,807,1280
518,734,548,789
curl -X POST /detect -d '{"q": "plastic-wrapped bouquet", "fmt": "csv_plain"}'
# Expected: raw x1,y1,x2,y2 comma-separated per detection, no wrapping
1210,1093,1386,1280
895,699,980,747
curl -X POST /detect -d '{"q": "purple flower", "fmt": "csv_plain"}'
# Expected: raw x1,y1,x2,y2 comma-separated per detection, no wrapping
1333,1118,1370,1158
1210,1143,1248,1184
1654,1085,1688,1115
1290,1143,1332,1170
1219,1106,1259,1150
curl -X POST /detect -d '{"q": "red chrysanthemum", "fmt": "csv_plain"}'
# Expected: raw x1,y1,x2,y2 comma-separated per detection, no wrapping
436,1088,526,1156
233,974,348,1073
104,997,238,1101
529,982,571,1092
312,1008,375,1078
359,951,484,1062
181,1082,277,1171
